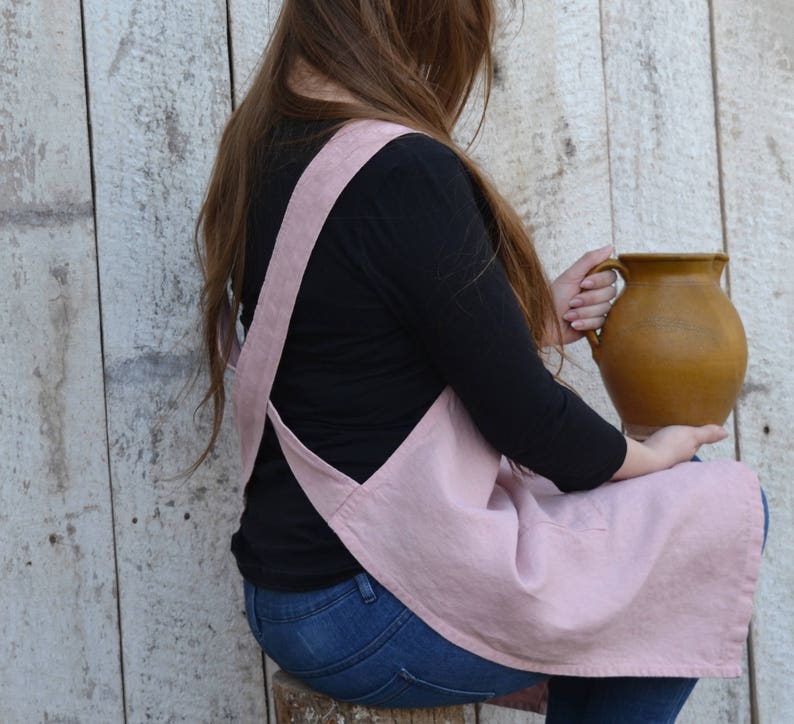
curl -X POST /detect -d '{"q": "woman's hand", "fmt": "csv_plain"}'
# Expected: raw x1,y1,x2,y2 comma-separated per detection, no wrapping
546,245,617,346
611,425,729,480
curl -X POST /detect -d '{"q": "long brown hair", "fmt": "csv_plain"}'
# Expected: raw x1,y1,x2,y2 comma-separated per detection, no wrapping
192,0,560,470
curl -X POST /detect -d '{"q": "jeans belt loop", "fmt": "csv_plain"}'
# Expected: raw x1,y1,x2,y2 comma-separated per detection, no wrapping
354,572,377,603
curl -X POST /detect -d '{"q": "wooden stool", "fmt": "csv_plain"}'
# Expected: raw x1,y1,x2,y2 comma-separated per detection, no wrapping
272,669,476,724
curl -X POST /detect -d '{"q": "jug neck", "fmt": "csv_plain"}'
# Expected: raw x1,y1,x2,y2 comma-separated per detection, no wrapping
618,253,728,284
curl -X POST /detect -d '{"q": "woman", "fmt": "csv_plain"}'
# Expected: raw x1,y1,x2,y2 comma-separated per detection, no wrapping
194,2,765,722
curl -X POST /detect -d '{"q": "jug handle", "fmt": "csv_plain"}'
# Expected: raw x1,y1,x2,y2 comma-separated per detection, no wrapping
584,258,630,361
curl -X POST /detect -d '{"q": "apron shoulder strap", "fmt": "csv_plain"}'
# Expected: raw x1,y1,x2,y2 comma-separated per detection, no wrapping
228,120,416,481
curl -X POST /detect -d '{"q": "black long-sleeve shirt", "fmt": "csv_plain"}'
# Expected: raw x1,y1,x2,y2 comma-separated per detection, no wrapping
231,120,626,590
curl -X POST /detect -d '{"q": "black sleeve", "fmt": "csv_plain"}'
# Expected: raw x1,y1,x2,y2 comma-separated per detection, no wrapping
355,136,626,491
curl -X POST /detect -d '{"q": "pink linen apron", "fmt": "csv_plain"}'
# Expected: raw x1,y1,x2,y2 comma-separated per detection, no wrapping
227,120,763,678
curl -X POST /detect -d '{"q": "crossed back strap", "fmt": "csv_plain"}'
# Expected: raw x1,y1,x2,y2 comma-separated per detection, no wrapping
225,120,415,481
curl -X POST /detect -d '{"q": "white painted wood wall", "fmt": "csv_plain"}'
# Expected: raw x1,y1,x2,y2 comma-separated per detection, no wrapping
2,0,791,721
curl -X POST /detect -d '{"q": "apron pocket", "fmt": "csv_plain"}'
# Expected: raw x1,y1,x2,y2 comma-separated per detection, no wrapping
348,668,496,708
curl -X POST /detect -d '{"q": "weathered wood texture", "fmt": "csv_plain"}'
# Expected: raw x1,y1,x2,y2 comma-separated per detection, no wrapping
460,0,618,423
0,0,123,721
266,655,279,724
5,0,792,721
600,0,737,463
82,1,265,720
712,1,794,722
601,0,724,253
228,0,273,100
479,706,545,724
273,670,476,724
600,3,750,720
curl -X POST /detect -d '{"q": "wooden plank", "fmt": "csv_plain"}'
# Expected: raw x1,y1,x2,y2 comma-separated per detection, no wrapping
599,0,738,461
458,0,618,423
600,3,751,718
601,0,724,252
479,703,545,724
228,0,274,100
0,1,123,721
273,669,475,724
712,1,794,722
81,1,267,720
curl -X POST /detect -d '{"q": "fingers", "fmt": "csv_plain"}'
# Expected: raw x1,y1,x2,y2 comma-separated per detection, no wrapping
564,306,611,330
580,269,618,290
563,285,616,328
644,424,730,469
553,246,618,341
568,285,616,308
693,424,729,445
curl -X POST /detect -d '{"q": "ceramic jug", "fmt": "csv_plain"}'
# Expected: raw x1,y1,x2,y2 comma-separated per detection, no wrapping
585,253,747,440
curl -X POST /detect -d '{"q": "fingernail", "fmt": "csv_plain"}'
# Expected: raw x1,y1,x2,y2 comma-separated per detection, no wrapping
569,297,583,307
563,311,577,321
580,279,595,289
571,320,584,330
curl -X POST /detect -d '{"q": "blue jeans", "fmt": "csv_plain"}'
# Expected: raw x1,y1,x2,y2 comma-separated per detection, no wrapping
245,574,694,722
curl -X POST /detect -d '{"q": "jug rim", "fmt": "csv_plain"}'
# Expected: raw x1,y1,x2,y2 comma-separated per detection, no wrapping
617,252,728,262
